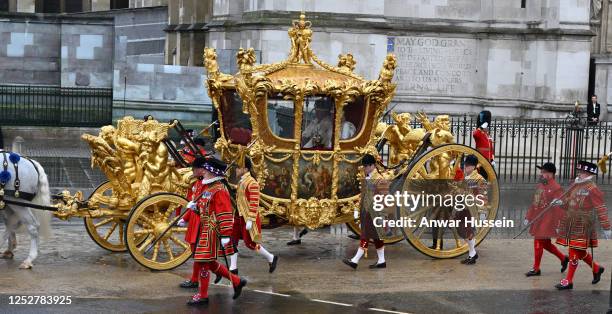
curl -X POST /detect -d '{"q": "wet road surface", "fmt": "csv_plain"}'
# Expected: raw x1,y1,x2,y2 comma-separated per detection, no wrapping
0,221,611,313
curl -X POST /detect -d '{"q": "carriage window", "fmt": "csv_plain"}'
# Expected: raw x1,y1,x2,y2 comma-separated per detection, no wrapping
267,97,295,139
301,96,334,150
340,96,365,140
221,91,252,145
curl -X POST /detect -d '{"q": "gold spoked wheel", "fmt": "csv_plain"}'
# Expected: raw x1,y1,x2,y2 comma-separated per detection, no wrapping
399,144,499,259
125,193,191,271
84,181,129,252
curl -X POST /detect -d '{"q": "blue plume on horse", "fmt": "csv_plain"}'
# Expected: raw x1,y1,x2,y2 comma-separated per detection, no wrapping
0,170,11,184
8,152,20,164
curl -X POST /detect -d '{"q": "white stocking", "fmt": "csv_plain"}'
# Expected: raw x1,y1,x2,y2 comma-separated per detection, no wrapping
468,239,477,257
230,253,238,270
258,245,274,263
350,247,365,264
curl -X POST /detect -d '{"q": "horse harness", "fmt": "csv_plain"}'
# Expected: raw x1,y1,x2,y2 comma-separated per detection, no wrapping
0,150,39,209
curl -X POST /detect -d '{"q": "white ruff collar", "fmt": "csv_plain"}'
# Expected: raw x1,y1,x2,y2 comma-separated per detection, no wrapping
202,176,224,185
575,175,594,184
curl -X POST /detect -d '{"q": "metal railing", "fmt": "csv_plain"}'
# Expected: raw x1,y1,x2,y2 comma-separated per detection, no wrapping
382,114,612,185
0,85,112,127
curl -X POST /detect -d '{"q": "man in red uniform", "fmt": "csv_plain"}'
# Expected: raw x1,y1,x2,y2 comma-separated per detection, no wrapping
178,157,206,288
473,111,494,166
187,157,247,305
343,154,388,270
554,161,612,290
523,162,568,277
215,157,278,282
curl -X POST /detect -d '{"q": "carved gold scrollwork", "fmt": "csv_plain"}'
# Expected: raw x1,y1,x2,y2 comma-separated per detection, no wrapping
204,13,408,229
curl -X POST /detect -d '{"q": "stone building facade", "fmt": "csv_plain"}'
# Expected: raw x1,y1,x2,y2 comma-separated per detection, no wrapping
592,0,612,120
166,0,595,118
0,0,165,13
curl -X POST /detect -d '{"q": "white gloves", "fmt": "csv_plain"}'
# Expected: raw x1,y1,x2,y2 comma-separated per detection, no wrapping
177,219,186,227
523,219,529,226
246,220,253,230
491,160,496,167
604,229,611,240
354,210,359,220
221,238,230,246
187,201,196,209
551,199,563,206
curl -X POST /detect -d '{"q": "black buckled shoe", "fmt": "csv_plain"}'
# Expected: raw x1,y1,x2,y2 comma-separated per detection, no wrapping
187,295,209,306
230,269,239,275
560,256,569,273
179,280,198,288
369,262,386,269
269,256,279,273
286,239,301,245
555,282,573,290
233,278,247,299
342,258,358,270
461,254,478,265
213,274,222,284
592,267,605,284
525,269,541,277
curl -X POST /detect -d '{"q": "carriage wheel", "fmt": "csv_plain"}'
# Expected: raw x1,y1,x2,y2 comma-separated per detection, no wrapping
84,181,128,252
125,193,191,271
398,144,499,258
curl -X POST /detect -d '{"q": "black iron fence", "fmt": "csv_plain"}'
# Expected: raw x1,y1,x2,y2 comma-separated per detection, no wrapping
0,85,112,127
382,114,612,185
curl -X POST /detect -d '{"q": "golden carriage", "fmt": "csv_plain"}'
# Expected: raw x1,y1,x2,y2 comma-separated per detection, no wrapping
206,13,499,258
52,13,499,266
53,116,196,270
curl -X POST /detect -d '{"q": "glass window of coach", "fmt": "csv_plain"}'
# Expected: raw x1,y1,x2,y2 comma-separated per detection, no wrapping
221,91,252,145
267,96,295,139
340,96,366,141
301,96,335,150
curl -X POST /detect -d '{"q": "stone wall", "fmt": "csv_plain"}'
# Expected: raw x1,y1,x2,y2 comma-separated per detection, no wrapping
68,6,167,65
0,14,114,87
205,0,594,118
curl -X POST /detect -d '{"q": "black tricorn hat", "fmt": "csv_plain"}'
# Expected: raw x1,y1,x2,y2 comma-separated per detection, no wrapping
576,160,597,175
361,154,376,166
536,162,556,174
464,154,478,166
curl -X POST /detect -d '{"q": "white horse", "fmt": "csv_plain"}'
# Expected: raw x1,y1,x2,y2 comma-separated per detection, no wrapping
0,149,51,269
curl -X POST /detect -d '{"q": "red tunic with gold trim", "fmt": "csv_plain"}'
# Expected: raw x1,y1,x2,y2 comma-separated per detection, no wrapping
473,128,494,161
556,179,611,249
193,179,235,261
183,180,205,244
232,172,262,248
526,180,565,239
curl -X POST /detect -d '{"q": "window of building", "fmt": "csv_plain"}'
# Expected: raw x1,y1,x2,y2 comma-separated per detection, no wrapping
111,0,129,9
42,0,61,13
64,0,83,12
0,0,9,12
521,0,526,8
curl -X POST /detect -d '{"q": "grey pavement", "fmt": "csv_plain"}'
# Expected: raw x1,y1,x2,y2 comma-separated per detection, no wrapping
0,220,611,313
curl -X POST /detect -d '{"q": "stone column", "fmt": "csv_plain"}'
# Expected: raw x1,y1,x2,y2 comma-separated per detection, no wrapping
91,0,110,11
17,0,35,13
